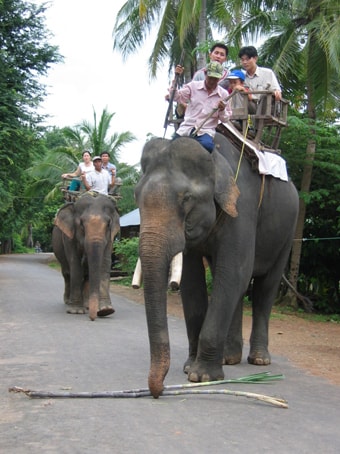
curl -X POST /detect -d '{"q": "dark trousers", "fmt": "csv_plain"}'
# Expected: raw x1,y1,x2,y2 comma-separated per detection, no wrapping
172,131,214,153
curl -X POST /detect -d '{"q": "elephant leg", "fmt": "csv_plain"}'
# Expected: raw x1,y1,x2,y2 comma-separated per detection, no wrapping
248,273,278,365
223,296,244,365
180,252,208,374
52,227,72,305
60,267,71,305
83,278,89,310
67,257,85,314
188,252,250,383
97,257,115,317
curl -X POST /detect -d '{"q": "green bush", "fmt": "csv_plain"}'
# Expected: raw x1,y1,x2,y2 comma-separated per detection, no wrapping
12,233,30,253
206,267,212,294
114,237,139,276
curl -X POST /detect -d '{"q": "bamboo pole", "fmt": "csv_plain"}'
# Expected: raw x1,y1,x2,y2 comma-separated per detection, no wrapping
9,373,288,408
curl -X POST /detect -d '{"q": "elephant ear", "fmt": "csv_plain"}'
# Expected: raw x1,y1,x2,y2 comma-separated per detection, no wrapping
212,150,240,218
110,208,120,243
140,138,170,174
54,203,75,239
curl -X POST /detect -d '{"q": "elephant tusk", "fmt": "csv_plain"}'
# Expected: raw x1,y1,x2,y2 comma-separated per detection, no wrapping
132,257,142,289
169,252,183,291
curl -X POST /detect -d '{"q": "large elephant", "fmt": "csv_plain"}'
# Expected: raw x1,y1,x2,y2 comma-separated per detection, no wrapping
135,134,299,398
52,193,120,320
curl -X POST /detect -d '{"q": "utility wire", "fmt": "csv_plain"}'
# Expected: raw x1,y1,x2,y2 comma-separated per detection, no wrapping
293,237,340,241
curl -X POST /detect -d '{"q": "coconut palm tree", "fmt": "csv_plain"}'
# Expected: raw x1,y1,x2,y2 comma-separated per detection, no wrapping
27,108,136,201
113,0,234,82
114,0,340,302
62,107,136,164
245,0,340,304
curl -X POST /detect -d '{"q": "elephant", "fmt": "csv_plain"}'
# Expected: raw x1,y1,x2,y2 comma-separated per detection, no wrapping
52,193,120,320
134,134,299,398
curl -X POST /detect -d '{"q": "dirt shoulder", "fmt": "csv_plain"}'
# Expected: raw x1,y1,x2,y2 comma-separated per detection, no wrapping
111,283,340,386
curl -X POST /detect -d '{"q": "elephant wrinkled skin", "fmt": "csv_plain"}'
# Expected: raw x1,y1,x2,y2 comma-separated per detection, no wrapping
52,193,120,320
135,135,299,398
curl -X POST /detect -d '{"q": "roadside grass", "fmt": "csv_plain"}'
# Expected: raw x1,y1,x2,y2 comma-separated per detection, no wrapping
50,260,340,325
112,280,340,324
243,297,340,323
48,261,60,270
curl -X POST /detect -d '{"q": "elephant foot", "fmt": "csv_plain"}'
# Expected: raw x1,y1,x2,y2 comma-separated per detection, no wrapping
247,349,271,366
183,356,195,374
97,304,115,317
187,361,224,384
223,338,243,365
66,305,86,315
222,353,242,365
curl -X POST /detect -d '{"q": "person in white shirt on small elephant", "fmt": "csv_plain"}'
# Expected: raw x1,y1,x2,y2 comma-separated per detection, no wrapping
81,156,115,195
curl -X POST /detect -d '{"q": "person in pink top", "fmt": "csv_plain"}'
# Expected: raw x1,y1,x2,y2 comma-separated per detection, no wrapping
175,43,230,119
169,61,232,152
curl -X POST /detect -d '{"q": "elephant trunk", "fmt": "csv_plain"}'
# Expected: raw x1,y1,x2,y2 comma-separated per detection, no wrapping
86,241,105,321
139,230,184,398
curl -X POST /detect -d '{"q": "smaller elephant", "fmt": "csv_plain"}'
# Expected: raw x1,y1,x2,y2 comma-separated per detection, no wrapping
52,193,120,320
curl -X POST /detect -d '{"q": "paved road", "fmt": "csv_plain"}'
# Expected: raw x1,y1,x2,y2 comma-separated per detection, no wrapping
1,253,340,453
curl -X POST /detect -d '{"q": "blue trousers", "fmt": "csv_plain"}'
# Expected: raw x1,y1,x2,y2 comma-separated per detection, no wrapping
172,132,214,153
69,179,85,191
69,179,81,191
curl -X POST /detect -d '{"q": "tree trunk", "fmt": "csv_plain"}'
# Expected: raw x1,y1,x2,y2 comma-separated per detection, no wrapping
197,0,207,69
27,223,33,248
287,31,319,309
288,138,316,307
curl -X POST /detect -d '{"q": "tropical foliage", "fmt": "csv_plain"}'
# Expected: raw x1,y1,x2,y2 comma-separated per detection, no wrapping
113,0,340,312
0,0,339,312
0,0,62,251
27,108,137,202
113,0,238,81
0,2,139,253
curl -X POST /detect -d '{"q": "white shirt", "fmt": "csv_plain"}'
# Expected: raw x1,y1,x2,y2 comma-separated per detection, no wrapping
86,170,111,195
244,66,281,100
79,162,94,174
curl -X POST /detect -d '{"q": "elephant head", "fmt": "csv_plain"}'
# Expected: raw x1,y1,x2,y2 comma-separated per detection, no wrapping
135,137,239,397
54,194,120,320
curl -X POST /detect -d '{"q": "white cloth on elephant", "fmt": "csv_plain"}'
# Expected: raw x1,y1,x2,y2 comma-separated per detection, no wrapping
85,169,111,195
221,120,289,181
254,150,288,181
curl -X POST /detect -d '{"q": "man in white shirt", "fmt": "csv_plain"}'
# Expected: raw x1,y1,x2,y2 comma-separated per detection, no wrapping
81,156,114,195
238,46,282,101
100,151,116,180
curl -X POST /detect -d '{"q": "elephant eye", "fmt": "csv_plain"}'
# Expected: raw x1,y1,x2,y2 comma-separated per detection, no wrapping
78,220,85,233
182,193,192,204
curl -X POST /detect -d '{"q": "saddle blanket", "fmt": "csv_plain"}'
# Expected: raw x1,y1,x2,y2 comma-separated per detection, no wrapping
219,121,289,181
254,149,288,181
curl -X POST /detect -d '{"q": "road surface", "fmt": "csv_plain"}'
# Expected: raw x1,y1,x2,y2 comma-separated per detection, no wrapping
1,253,339,453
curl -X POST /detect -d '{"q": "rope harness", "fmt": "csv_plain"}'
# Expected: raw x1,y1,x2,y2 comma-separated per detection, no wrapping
233,115,265,209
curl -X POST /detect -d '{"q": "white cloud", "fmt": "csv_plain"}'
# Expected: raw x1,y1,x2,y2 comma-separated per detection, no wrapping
37,0,173,165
